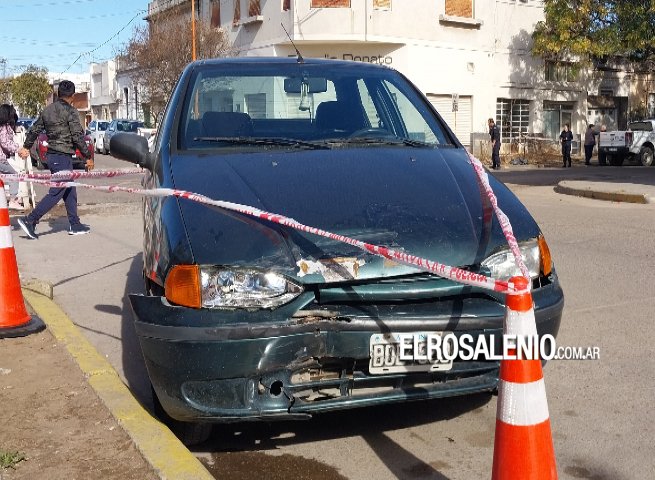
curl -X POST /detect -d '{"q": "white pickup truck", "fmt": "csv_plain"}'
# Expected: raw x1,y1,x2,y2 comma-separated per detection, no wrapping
599,119,655,166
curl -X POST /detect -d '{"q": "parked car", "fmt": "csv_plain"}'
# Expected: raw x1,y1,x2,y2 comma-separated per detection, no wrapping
102,119,144,155
30,131,94,170
111,57,564,446
86,120,109,153
599,119,655,166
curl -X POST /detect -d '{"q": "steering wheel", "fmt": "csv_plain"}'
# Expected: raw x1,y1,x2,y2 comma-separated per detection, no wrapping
348,127,391,138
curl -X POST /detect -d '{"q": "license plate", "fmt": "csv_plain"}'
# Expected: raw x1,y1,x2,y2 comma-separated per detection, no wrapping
369,332,453,374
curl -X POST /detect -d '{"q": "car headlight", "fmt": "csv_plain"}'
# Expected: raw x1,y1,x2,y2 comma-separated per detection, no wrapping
481,238,541,281
164,265,303,309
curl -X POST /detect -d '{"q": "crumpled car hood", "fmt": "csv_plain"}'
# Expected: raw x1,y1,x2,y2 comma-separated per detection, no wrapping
171,146,539,283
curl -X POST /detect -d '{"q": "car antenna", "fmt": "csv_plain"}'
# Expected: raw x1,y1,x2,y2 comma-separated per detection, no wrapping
281,23,304,63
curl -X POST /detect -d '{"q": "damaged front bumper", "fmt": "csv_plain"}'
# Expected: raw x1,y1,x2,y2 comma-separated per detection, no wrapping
129,281,563,423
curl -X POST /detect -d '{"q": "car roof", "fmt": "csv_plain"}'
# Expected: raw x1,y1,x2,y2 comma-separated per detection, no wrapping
191,56,392,71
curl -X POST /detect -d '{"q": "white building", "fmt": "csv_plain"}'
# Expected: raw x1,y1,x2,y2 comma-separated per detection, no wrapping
115,57,142,121
48,72,90,93
148,0,652,152
89,61,118,120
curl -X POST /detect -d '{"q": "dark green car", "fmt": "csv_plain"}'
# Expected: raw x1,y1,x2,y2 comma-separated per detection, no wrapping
111,57,563,446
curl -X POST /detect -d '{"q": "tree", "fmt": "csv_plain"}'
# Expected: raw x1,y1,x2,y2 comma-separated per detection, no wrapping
0,78,11,105
532,0,655,65
119,11,231,126
9,66,51,117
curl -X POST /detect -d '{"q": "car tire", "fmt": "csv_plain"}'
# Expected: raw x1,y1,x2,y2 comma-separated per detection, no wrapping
151,386,213,447
608,154,624,166
640,146,654,167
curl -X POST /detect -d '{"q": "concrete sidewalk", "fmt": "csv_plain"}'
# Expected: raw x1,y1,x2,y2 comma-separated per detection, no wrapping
2,282,215,480
555,180,655,204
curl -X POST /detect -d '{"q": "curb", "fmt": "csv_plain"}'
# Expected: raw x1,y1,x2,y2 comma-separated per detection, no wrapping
555,182,652,204
21,284,214,480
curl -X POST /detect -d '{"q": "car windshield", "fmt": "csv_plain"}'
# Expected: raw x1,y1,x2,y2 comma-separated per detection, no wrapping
98,122,109,131
117,121,142,132
178,62,452,150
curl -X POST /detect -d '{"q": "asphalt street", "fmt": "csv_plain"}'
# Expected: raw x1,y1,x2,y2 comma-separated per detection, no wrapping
11,155,655,479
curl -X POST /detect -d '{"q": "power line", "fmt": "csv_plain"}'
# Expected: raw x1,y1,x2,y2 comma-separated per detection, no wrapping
17,0,98,6
61,9,147,74
6,11,144,22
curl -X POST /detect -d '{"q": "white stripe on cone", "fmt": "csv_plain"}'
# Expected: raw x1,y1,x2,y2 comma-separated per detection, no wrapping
0,225,12,249
497,378,550,426
504,307,538,337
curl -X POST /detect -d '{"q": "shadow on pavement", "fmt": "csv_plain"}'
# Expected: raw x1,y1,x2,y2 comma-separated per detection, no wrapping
117,252,153,408
362,432,451,480
493,162,655,188
202,392,491,450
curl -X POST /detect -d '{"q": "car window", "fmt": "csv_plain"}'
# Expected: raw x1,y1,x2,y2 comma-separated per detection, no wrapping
98,122,109,131
629,122,653,132
178,63,451,150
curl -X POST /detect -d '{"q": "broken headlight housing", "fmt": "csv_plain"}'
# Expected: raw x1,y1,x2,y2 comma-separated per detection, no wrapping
200,268,303,309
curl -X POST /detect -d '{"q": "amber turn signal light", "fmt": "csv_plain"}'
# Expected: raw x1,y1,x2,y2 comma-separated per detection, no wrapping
538,234,552,277
165,265,201,308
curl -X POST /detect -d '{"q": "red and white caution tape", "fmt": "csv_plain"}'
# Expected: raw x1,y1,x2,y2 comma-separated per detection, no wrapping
2,157,530,294
0,168,143,182
467,153,530,280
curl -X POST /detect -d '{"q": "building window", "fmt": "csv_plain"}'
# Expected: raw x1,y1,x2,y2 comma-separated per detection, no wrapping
283,0,291,10
234,0,241,24
445,0,472,18
211,0,221,28
311,0,350,7
374,0,391,8
496,99,529,143
545,61,578,82
248,0,261,16
543,101,573,140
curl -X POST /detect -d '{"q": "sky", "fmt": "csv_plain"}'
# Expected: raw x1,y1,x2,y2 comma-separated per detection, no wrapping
1,0,151,77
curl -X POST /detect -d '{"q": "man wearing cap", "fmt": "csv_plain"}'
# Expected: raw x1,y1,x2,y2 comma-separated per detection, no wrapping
17,80,92,239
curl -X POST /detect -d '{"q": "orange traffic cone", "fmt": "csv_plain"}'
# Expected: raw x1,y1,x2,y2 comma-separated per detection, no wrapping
491,276,557,479
0,179,45,338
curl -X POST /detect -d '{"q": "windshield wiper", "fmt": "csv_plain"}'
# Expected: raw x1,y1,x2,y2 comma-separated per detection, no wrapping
327,137,435,148
194,136,331,150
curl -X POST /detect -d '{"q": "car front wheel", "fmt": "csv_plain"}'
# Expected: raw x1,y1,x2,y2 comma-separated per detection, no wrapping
151,386,213,446
640,146,654,167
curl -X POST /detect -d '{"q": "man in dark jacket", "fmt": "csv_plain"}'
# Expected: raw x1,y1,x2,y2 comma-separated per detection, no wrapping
559,123,574,167
17,80,91,239
488,118,501,169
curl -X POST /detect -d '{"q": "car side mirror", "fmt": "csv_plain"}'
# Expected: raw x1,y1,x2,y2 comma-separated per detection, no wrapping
110,132,153,170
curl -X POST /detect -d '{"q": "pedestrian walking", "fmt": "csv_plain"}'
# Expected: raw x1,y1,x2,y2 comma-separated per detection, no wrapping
584,124,596,165
488,118,501,169
560,123,573,167
0,104,29,210
17,81,92,240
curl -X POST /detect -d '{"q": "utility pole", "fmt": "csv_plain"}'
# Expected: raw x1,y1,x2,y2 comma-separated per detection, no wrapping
191,0,197,61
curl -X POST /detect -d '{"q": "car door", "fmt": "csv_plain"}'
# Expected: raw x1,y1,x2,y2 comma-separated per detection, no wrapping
104,120,117,153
